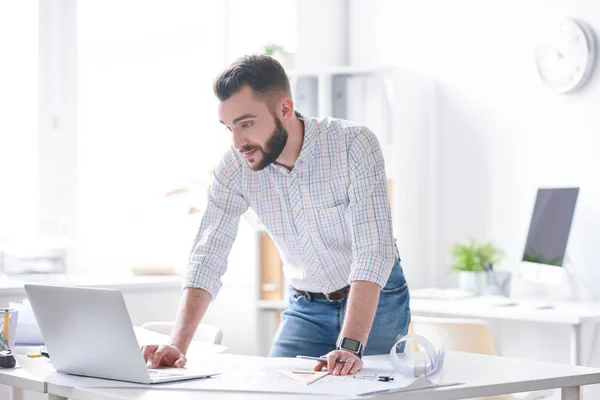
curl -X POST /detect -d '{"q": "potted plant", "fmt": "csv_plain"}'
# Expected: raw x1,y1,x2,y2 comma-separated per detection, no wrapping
451,240,504,295
262,43,295,69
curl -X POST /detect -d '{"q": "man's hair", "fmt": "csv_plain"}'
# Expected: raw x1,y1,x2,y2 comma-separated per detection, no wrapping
213,54,291,102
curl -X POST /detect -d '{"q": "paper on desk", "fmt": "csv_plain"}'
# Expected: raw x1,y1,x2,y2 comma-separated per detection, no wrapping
12,354,55,379
10,300,44,345
41,354,444,396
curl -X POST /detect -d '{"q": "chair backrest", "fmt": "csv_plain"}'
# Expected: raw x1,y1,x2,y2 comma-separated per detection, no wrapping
141,321,223,345
409,316,498,356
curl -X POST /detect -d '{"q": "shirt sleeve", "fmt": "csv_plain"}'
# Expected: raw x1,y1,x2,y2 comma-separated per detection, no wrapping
346,129,396,287
183,154,249,299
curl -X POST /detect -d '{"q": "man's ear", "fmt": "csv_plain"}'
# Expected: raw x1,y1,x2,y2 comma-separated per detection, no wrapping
279,96,295,121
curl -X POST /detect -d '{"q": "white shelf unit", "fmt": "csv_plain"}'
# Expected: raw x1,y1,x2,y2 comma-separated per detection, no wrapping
289,66,397,160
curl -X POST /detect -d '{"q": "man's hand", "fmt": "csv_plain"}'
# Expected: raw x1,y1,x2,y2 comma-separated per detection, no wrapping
313,350,363,376
141,344,187,368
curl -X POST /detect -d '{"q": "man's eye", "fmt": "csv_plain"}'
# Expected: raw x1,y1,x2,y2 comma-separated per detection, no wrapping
242,122,253,128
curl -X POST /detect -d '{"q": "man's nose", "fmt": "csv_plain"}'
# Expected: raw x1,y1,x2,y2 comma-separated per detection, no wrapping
232,129,247,151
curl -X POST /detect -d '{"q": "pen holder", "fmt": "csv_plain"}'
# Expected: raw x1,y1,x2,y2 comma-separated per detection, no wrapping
0,350,16,368
1,308,19,350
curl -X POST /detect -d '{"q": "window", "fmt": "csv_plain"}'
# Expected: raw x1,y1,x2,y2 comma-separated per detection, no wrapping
1,1,298,275
76,1,229,272
0,1,40,274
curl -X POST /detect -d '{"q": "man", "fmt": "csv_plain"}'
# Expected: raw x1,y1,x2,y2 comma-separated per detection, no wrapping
142,54,411,376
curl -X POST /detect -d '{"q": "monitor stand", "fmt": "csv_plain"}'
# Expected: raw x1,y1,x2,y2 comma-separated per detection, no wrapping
562,254,594,301
512,254,591,306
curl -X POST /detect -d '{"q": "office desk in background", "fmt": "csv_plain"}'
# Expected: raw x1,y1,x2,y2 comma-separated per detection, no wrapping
410,292,600,366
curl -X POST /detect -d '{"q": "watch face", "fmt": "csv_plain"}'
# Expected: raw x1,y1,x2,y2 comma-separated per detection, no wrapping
341,337,361,352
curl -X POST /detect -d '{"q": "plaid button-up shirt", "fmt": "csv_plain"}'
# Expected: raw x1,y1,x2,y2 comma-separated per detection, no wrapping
184,114,399,298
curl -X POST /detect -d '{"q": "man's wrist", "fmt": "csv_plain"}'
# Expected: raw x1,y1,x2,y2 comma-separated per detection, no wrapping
168,342,186,355
339,348,362,359
337,336,364,358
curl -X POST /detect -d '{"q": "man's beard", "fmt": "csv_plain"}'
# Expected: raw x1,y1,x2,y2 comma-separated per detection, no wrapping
242,116,288,171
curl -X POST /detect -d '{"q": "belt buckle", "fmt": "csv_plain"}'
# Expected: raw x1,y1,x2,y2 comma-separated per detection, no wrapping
325,286,349,302
324,291,338,302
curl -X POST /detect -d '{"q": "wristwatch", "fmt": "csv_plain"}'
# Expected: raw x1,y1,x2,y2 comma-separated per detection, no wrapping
337,337,363,358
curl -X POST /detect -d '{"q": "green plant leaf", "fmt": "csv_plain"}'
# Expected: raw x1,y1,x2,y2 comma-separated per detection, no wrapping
450,239,504,272
263,43,285,56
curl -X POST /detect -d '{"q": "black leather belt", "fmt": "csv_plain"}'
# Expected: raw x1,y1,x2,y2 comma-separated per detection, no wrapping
293,285,351,302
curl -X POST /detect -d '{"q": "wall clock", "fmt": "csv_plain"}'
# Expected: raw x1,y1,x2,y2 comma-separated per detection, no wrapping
535,18,596,93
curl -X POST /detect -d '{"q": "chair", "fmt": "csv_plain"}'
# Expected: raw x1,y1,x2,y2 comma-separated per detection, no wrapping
409,316,498,355
141,321,223,345
409,316,550,400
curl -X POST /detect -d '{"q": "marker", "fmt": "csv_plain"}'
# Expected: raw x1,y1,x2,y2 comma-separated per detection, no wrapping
3,312,8,344
296,355,347,364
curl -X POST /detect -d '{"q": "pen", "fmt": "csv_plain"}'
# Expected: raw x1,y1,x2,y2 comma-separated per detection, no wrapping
0,335,8,351
296,355,347,364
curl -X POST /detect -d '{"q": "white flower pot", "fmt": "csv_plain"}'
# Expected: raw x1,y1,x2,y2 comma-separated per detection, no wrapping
458,271,488,295
272,51,295,70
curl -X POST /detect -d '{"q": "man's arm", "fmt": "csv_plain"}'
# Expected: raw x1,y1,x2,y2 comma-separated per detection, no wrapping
142,152,249,368
169,287,212,355
313,281,380,375
143,288,211,368
339,281,380,348
316,129,396,376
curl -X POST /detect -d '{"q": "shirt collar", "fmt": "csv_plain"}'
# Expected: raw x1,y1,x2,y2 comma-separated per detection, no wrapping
295,112,317,164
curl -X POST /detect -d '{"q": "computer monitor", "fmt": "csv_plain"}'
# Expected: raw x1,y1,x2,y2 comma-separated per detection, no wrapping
522,187,579,269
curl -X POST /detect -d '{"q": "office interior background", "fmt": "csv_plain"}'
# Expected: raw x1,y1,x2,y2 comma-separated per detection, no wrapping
1,0,600,398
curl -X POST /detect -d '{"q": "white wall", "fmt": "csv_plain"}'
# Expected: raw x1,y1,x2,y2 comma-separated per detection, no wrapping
349,0,600,294
226,0,297,61
349,0,600,396
296,0,348,68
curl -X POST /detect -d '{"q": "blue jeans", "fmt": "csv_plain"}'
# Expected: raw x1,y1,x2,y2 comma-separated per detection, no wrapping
268,259,411,357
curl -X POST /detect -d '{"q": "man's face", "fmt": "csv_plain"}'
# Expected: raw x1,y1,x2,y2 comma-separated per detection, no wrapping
219,86,288,171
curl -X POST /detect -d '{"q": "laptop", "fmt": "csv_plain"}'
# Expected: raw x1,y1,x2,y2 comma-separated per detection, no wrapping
25,284,220,384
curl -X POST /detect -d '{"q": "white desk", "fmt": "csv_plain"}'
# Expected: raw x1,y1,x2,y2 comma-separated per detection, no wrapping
411,296,600,365
0,327,225,400
32,352,600,400
0,361,47,400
